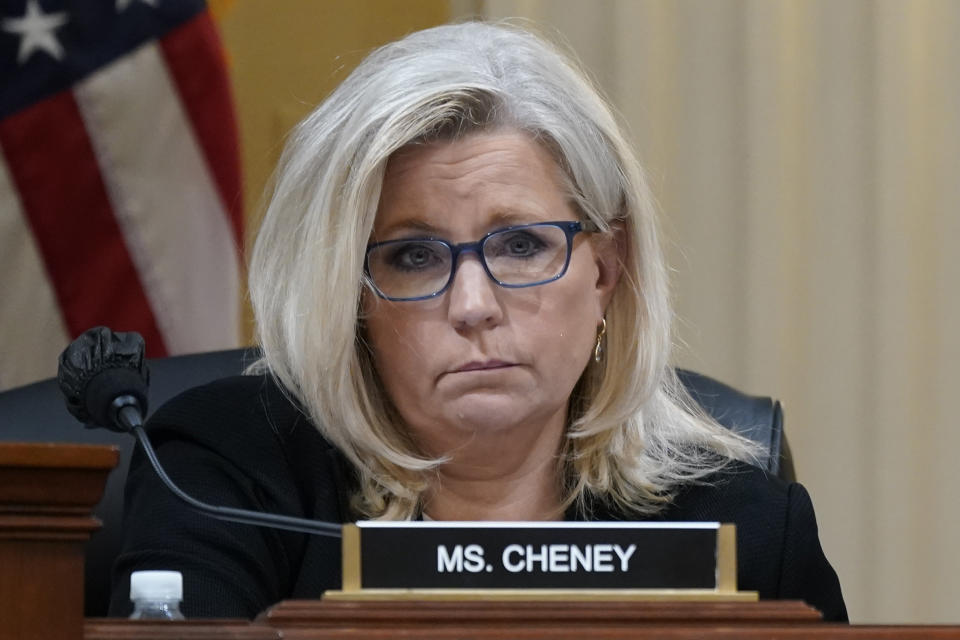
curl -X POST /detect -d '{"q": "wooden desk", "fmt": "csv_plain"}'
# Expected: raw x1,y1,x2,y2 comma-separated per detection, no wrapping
83,599,960,639
3,442,959,640
0,442,117,640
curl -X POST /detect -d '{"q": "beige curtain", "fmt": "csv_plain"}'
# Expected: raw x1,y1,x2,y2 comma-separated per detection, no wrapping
461,0,960,624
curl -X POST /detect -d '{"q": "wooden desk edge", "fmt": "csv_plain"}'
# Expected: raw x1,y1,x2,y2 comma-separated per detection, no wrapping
85,617,960,640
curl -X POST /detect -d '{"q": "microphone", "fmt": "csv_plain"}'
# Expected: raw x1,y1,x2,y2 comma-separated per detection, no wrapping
58,327,341,538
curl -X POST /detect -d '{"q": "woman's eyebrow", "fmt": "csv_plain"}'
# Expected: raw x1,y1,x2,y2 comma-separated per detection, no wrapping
487,210,535,227
373,219,442,240
374,209,545,241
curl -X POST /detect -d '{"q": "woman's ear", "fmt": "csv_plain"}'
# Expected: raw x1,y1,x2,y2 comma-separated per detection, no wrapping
593,221,626,310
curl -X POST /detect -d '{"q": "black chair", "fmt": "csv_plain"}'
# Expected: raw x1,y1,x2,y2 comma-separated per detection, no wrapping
676,369,795,483
0,350,791,617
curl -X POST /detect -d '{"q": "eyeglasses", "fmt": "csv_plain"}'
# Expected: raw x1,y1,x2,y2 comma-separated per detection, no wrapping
365,220,599,301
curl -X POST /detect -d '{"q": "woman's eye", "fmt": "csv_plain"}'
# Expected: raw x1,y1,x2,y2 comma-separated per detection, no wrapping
389,243,444,271
493,231,544,258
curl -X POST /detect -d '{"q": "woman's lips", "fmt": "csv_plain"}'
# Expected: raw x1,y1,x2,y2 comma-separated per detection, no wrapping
452,360,515,373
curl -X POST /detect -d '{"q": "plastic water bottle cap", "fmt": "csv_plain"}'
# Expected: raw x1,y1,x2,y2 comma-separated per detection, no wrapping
130,570,183,601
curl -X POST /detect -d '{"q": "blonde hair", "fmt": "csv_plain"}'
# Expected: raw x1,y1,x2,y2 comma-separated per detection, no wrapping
248,21,759,520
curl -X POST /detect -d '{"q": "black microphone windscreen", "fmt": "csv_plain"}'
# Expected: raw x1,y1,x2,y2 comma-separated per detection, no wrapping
58,326,150,427
84,367,149,430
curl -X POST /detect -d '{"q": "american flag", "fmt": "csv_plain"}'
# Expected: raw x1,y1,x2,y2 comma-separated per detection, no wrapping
0,0,243,390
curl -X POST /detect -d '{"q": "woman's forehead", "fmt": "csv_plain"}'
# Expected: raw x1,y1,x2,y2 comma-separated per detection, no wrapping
383,131,560,183
374,131,573,237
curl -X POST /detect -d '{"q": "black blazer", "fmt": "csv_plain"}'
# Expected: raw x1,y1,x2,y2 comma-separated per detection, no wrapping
108,375,847,621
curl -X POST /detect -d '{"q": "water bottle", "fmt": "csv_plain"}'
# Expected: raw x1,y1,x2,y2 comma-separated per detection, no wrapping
129,570,186,620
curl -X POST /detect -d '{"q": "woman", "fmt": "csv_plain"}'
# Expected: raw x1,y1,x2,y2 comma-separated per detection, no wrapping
110,21,846,620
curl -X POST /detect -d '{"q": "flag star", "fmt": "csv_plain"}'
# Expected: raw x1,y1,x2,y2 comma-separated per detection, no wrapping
1,0,69,64
116,0,159,11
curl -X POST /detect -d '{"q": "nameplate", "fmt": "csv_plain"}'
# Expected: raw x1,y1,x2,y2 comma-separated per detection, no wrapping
339,521,738,592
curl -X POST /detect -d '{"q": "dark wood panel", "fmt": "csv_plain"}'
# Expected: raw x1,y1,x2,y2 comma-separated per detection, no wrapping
84,618,960,640
0,442,117,640
84,620,279,640
264,598,824,627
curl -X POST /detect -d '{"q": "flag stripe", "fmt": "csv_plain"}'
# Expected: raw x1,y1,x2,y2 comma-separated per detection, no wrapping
75,40,241,354
0,153,71,389
159,12,244,249
0,91,169,357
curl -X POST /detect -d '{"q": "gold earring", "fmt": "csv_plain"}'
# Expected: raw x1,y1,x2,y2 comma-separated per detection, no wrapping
594,317,607,363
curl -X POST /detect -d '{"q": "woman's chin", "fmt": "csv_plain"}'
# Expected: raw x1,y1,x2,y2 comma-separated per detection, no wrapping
439,392,557,435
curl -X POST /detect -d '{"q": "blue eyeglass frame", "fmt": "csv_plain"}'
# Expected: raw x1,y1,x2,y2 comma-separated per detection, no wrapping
365,219,600,302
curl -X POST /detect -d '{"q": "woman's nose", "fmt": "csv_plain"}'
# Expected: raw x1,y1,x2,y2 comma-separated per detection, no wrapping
447,255,504,330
